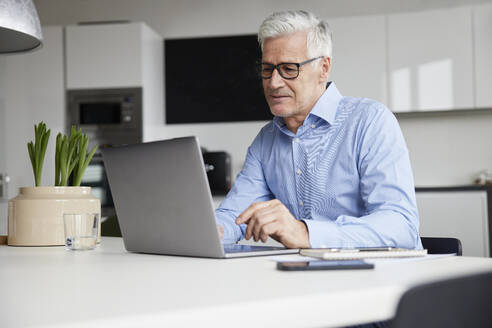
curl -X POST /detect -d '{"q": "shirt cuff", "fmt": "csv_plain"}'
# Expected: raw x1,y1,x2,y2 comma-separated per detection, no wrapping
302,219,344,248
216,216,242,244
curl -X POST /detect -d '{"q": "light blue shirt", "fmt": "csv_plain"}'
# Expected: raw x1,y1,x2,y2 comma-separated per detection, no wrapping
216,82,422,249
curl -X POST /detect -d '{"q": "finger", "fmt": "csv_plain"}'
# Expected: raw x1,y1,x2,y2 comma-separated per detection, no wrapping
252,211,278,241
236,201,271,225
259,221,280,243
244,200,282,241
245,216,255,240
246,205,278,241
245,213,262,240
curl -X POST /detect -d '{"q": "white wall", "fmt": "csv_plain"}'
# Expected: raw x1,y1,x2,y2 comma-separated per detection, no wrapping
0,27,64,191
399,111,492,186
0,26,65,234
31,0,492,186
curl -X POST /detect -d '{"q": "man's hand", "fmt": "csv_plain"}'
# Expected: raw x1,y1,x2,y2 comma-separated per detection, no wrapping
235,199,310,249
217,225,224,239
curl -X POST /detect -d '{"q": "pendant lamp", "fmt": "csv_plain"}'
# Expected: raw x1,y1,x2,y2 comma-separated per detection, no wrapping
0,0,43,53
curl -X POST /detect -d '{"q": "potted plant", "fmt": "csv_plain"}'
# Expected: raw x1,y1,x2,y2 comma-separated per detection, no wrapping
7,122,101,246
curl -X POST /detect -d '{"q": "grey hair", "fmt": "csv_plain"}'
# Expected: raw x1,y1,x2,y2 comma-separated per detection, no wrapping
258,10,333,59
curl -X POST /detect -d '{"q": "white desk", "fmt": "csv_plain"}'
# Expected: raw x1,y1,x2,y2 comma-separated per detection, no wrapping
2,237,492,328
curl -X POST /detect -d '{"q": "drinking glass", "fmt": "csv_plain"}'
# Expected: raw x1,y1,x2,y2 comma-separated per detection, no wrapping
63,213,99,250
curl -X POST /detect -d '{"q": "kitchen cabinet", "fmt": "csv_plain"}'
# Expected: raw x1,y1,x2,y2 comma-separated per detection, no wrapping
65,23,143,89
388,7,474,112
329,15,387,105
65,22,163,141
473,3,492,108
416,188,490,257
0,26,65,234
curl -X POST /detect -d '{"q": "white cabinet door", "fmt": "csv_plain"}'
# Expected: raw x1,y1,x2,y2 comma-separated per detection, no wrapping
0,26,65,234
329,15,387,105
416,191,489,257
473,3,492,108
388,7,474,112
65,23,143,89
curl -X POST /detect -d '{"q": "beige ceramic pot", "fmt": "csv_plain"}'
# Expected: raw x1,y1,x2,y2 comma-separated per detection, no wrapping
7,186,101,246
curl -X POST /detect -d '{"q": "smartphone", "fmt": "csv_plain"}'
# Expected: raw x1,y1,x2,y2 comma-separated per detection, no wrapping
276,260,374,271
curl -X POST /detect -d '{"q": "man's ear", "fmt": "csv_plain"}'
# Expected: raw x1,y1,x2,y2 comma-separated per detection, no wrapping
319,56,331,83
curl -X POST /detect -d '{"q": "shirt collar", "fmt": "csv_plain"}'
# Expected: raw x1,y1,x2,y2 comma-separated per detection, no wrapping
309,81,342,125
273,116,285,129
272,81,342,130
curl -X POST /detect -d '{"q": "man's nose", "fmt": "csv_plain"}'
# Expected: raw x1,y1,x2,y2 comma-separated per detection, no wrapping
268,68,285,88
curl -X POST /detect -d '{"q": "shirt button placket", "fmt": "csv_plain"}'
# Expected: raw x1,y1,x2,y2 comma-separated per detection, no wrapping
293,136,303,219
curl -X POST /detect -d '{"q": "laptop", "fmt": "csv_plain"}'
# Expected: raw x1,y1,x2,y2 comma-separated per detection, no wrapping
102,136,298,258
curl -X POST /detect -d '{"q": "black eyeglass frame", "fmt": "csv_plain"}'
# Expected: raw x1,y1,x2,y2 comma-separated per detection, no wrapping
259,56,324,80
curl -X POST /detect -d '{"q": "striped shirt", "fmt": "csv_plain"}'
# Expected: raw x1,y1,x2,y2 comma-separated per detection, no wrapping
216,82,422,249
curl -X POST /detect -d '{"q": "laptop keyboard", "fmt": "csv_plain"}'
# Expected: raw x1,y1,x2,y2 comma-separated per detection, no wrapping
223,244,288,253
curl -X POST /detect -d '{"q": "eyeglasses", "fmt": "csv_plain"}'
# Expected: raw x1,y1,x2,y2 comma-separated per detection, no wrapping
259,56,324,80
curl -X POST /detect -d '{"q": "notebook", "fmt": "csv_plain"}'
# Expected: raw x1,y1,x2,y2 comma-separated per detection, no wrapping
300,247,428,260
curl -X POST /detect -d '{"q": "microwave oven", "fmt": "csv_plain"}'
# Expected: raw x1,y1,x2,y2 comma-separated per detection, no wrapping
67,87,143,147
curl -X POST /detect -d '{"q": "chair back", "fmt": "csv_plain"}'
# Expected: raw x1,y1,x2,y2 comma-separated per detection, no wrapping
421,237,462,256
391,271,492,328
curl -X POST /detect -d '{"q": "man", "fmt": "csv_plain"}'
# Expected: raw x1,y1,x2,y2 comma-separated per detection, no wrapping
215,10,422,250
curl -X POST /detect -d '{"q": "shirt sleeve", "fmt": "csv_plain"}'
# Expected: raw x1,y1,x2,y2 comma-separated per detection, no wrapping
215,131,274,244
303,104,422,249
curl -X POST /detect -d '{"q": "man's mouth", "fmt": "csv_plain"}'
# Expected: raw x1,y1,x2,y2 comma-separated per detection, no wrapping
270,94,290,99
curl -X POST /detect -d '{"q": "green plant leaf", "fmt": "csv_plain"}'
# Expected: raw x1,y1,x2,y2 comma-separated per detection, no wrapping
34,123,41,175
72,136,89,186
37,129,50,185
75,145,99,187
27,141,37,186
60,136,69,186
55,133,62,186
27,122,50,187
